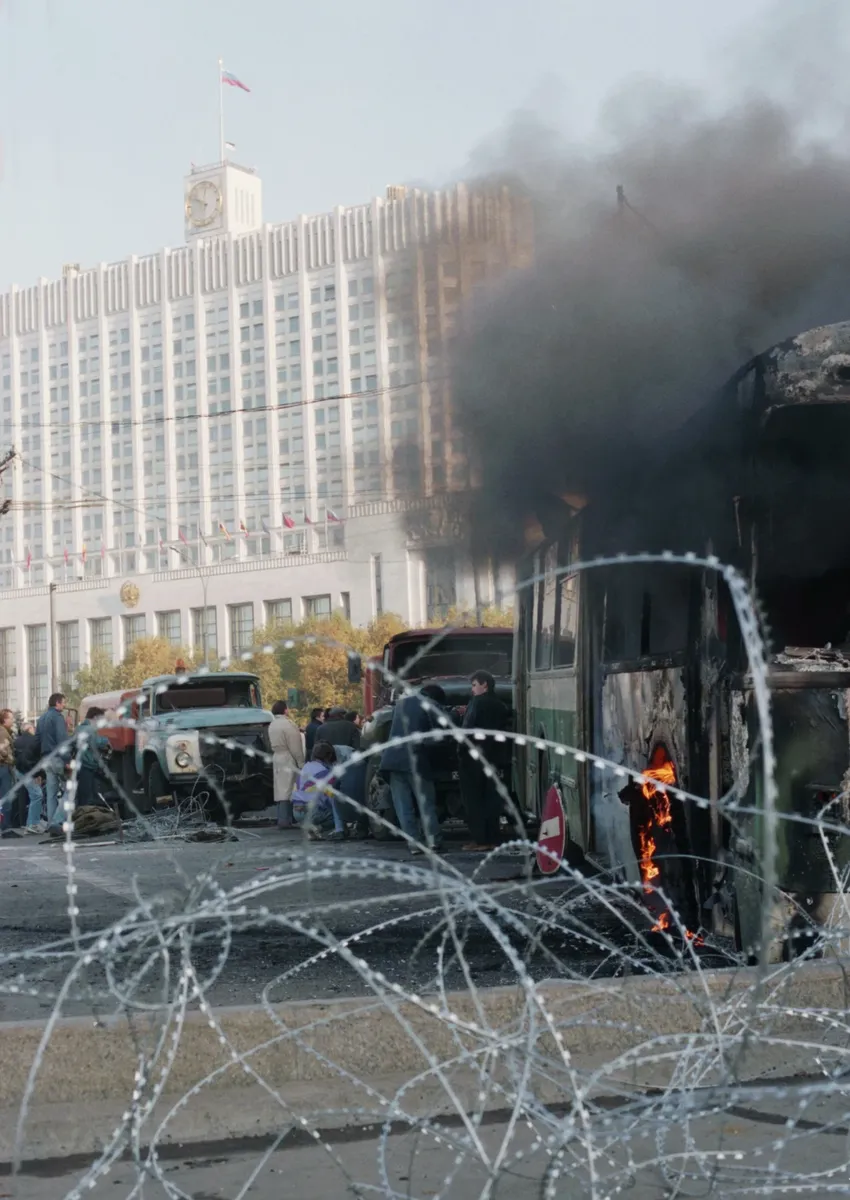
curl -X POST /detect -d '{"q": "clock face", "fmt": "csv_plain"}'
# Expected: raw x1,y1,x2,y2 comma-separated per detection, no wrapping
186,179,222,228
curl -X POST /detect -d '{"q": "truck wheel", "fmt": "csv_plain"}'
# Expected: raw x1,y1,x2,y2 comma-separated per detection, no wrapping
145,760,174,810
365,760,397,840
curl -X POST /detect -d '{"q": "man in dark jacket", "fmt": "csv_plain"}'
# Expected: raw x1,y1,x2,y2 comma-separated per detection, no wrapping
317,706,361,751
304,708,325,756
458,670,509,851
36,693,68,830
379,684,446,854
14,722,45,830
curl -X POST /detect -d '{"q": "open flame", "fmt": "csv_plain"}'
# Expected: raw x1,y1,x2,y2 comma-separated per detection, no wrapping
636,749,703,944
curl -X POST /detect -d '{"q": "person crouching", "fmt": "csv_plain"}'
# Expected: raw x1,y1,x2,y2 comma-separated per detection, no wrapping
292,742,347,842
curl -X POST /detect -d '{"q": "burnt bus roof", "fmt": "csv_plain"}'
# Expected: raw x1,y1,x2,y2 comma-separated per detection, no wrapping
675,318,850,455
735,319,850,419
581,318,850,559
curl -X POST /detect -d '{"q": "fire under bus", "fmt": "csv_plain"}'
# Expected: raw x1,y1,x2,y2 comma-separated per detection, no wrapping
513,318,850,958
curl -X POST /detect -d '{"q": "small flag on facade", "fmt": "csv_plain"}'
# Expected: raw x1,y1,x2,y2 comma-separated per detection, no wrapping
283,514,295,530
327,510,342,523
101,540,106,560
218,521,231,541
239,520,249,538
225,141,236,151
158,536,165,552
221,70,250,92
303,513,314,526
63,547,69,565
178,528,188,545
25,548,31,570
81,543,87,564
261,517,270,534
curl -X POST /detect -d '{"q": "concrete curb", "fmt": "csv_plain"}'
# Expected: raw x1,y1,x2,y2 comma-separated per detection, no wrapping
2,960,848,1162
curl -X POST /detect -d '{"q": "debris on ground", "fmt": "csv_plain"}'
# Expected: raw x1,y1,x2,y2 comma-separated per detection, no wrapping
68,806,122,838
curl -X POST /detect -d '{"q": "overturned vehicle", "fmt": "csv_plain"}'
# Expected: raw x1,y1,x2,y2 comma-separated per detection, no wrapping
513,320,850,958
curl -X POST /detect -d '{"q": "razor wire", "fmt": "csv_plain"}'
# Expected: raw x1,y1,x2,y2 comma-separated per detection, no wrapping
0,552,849,1196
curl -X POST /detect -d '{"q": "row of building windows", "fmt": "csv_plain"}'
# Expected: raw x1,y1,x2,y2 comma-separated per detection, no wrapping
0,593,342,711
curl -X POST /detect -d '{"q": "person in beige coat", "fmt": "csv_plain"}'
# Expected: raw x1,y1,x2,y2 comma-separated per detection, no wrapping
269,700,305,828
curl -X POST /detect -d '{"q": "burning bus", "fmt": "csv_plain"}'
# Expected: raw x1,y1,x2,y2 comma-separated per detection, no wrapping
513,318,850,958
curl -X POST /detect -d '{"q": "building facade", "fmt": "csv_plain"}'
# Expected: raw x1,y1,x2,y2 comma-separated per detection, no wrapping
0,163,531,713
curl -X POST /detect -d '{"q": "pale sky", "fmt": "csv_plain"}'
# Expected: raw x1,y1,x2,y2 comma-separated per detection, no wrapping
0,0,775,290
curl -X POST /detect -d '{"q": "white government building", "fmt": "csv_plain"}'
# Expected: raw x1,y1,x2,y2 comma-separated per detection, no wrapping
0,160,530,715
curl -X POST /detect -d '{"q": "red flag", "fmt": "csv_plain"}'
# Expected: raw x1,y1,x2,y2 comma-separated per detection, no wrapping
81,543,87,564
326,510,342,523
101,541,106,560
25,549,31,570
283,514,295,530
218,520,231,541
158,537,165,552
239,520,249,539
178,528,188,545
303,513,314,526
63,547,69,565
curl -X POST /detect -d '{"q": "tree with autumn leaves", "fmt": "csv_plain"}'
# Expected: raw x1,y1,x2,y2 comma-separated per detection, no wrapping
64,607,512,720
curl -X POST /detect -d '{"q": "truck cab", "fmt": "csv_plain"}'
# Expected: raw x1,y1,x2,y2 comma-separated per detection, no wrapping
134,670,273,816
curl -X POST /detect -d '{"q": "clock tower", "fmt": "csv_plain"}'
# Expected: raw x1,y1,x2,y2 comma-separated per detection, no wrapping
183,161,263,241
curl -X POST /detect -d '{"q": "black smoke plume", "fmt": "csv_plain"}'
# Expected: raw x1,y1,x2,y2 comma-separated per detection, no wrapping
451,9,850,557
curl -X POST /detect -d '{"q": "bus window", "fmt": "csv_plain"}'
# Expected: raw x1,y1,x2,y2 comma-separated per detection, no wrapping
603,566,690,661
535,544,558,670
555,537,578,667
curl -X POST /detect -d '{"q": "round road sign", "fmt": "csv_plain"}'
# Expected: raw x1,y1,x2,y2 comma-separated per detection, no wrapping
536,784,567,874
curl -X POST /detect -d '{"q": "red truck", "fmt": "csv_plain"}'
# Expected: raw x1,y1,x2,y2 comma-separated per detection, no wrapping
76,687,143,793
355,627,514,837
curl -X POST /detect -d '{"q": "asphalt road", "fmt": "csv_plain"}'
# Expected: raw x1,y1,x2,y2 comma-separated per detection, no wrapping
9,1088,848,1198
0,817,736,1022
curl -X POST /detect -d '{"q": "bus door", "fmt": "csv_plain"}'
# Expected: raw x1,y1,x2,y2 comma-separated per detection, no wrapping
528,540,584,852
591,565,695,914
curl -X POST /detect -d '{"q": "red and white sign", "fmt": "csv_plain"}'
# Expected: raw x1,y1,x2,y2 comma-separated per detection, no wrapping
536,784,567,874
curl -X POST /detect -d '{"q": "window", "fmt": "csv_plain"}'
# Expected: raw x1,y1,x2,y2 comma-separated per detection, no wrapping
303,595,331,620
425,549,456,623
89,617,112,658
555,539,578,668
229,603,254,654
123,614,146,651
191,607,218,657
340,591,351,622
602,566,691,661
156,610,181,646
26,624,48,715
57,620,80,682
535,545,558,670
0,627,16,708
265,598,292,626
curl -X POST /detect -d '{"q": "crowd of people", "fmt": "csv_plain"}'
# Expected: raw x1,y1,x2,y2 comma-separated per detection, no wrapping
0,692,112,838
269,673,510,855
0,674,511,854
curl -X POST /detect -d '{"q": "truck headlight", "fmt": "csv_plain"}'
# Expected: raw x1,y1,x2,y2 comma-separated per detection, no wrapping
166,733,200,773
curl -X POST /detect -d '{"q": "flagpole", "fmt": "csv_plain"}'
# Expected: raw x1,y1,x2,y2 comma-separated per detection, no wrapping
218,58,225,163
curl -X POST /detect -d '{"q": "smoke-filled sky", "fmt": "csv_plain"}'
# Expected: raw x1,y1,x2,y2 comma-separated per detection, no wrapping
452,0,850,544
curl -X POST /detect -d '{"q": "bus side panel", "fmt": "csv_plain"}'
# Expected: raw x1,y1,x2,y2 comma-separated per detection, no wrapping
529,673,580,841
595,666,688,881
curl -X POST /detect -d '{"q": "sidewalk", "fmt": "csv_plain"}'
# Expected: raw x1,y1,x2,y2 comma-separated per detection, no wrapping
8,1087,847,1198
